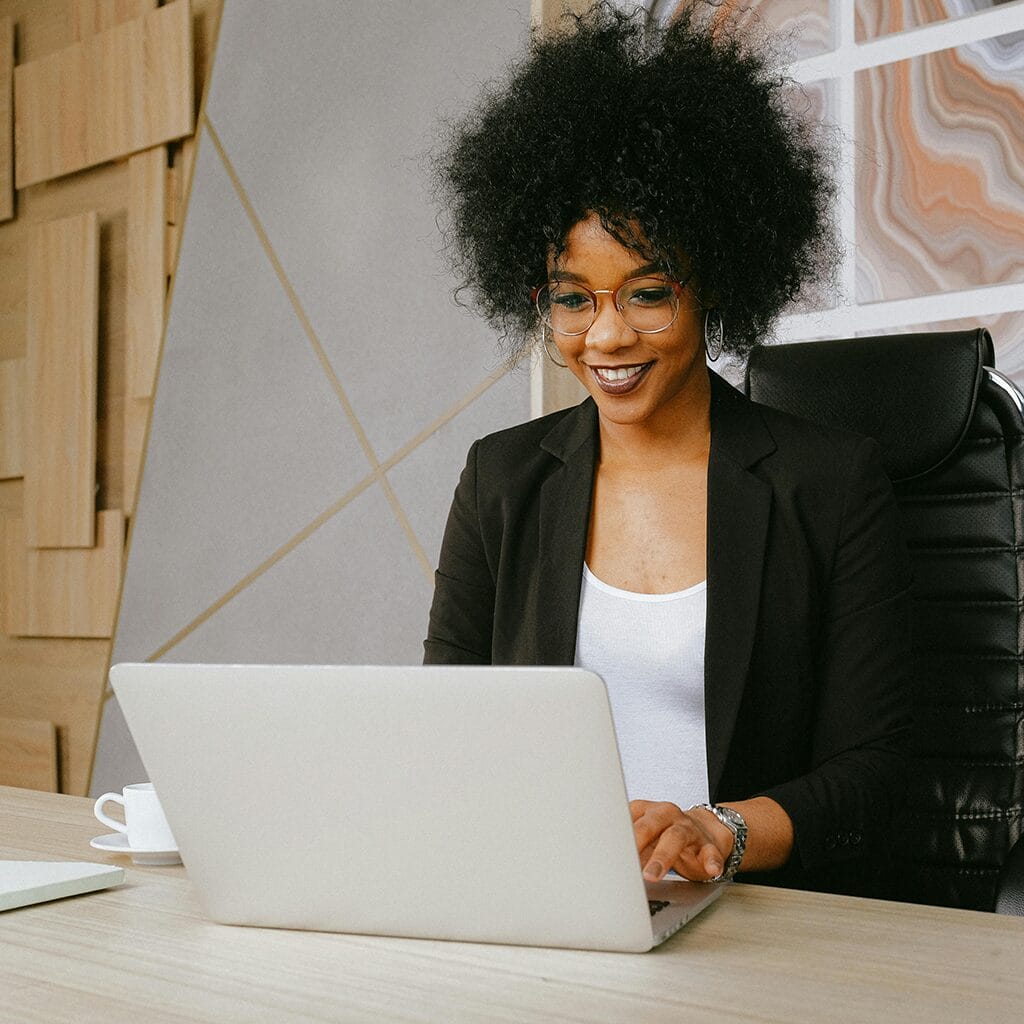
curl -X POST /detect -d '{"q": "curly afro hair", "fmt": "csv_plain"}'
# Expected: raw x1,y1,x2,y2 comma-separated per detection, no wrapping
433,1,837,361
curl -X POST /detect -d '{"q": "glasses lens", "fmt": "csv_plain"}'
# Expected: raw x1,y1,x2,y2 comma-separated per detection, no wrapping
538,282,596,335
617,277,679,333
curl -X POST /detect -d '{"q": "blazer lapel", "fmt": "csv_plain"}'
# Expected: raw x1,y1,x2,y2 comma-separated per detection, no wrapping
704,374,775,797
530,378,776,800
536,399,599,665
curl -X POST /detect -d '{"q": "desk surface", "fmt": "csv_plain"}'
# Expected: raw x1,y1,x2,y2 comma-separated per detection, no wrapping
1,785,1022,1023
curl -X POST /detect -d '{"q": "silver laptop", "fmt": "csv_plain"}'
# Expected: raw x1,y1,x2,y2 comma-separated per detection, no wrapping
109,663,725,952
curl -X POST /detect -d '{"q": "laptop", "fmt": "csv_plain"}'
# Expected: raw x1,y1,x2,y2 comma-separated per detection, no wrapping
109,663,725,952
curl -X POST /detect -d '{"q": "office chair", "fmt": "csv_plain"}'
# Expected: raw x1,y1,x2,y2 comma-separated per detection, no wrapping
746,328,1024,913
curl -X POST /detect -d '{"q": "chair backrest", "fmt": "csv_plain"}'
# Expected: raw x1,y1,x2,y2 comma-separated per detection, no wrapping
746,329,1024,911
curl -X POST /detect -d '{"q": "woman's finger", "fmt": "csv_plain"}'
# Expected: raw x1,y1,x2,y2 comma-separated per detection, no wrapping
641,821,705,881
631,801,682,853
671,839,726,882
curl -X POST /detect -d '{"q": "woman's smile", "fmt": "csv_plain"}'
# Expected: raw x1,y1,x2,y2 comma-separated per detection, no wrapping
587,361,654,394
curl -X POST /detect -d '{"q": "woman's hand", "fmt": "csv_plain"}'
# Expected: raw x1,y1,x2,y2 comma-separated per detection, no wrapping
630,800,734,882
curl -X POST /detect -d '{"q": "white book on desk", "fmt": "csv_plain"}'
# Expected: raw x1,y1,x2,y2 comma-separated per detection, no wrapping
0,861,125,912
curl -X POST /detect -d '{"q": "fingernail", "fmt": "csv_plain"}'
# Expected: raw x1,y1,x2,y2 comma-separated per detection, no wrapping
644,861,664,880
708,859,723,875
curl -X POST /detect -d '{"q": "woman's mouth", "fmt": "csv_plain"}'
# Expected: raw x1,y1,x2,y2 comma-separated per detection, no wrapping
588,362,653,395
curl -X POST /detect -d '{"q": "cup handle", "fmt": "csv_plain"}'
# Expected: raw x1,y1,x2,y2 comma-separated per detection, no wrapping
93,793,128,834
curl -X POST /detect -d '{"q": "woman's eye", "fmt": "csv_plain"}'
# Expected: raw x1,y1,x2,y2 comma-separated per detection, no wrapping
551,290,593,311
627,286,673,306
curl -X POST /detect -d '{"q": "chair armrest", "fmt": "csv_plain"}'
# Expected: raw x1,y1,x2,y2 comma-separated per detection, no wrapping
995,835,1024,915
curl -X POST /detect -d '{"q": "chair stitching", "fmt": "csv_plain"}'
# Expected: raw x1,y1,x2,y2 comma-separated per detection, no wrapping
907,545,1020,553
898,490,1022,502
905,809,1023,820
911,756,1024,767
914,701,1024,712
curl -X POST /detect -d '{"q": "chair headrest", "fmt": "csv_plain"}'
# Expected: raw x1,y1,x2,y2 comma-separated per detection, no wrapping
745,329,994,482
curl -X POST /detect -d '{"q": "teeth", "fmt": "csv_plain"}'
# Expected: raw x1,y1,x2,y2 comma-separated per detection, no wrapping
595,365,644,382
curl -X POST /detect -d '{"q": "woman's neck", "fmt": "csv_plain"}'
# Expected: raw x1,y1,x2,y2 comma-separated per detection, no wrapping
596,373,712,470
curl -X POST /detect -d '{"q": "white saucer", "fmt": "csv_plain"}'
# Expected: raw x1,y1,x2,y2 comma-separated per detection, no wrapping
90,832,182,866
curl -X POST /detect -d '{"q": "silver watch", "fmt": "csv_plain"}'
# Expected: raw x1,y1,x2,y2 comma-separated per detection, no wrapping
692,803,748,882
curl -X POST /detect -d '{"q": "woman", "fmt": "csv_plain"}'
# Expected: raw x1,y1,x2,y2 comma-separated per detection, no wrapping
424,3,911,897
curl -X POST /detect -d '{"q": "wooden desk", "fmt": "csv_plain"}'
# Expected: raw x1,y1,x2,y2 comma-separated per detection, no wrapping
2,786,1022,1023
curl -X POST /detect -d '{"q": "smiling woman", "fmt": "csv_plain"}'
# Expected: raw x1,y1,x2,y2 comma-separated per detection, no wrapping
424,1,911,901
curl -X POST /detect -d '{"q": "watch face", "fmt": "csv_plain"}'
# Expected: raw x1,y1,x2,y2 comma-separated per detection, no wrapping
717,806,746,834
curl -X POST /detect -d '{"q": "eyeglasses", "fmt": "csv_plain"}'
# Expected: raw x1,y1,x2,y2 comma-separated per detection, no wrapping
531,271,697,336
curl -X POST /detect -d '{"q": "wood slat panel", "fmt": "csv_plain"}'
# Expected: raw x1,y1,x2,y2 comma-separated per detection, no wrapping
0,715,57,791
123,396,147,517
71,0,156,41
1,510,123,638
24,211,99,548
0,356,23,479
0,17,11,222
126,146,166,399
165,153,179,225
14,0,193,188
0,631,110,796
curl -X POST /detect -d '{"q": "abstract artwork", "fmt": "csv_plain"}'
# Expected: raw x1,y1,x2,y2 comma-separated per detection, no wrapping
856,30,1024,303
856,0,1023,42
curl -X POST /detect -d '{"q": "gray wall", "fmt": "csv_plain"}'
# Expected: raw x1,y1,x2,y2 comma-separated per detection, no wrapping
92,0,532,793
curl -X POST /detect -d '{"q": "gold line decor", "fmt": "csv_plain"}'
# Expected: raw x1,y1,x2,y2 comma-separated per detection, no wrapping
145,476,377,662
202,116,380,470
13,0,193,189
203,114,435,581
2,511,124,638
0,17,11,222
140,362,510,661
24,211,99,549
0,356,23,479
126,146,167,398
0,715,58,791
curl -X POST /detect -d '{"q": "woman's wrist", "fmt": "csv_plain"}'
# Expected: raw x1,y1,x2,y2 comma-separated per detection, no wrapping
689,804,748,880
717,796,794,873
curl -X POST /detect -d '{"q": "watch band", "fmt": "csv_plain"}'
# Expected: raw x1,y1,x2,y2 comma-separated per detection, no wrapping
691,803,748,882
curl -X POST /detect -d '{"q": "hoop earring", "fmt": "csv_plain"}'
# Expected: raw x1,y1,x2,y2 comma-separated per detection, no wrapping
704,309,724,363
542,329,567,368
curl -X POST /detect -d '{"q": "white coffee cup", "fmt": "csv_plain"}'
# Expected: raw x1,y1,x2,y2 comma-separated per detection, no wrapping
93,782,178,851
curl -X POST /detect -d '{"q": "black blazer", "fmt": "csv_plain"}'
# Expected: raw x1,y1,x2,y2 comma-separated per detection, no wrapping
424,372,912,895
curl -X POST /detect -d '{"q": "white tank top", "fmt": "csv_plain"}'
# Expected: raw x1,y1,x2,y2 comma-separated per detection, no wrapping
574,564,710,811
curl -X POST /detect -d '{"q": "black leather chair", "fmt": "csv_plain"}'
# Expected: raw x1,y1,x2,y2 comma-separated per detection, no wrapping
746,329,1024,913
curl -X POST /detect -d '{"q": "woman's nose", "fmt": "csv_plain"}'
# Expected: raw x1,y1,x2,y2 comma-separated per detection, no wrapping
584,296,637,352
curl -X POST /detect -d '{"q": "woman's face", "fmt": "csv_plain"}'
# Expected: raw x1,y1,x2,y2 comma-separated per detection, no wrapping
548,215,708,433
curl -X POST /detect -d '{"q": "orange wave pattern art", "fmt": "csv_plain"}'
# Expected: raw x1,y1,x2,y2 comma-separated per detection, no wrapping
855,31,1024,303
666,0,833,59
855,0,1019,43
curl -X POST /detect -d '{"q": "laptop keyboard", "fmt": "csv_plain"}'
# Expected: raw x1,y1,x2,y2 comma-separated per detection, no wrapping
648,900,671,917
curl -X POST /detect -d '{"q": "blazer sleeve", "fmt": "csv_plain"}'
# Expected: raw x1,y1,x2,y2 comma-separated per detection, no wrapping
423,440,496,664
756,437,912,877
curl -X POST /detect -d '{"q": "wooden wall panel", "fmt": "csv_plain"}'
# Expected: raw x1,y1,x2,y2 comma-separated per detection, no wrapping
0,632,110,797
123,397,146,516
24,211,99,548
0,0,224,796
0,715,58,790
0,357,23,479
2,510,123,637
0,17,11,222
71,0,155,41
126,146,165,398
14,0,193,188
